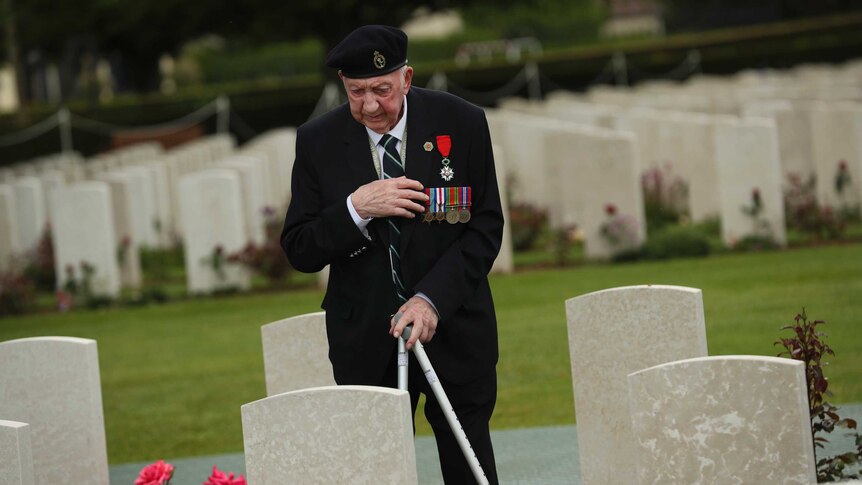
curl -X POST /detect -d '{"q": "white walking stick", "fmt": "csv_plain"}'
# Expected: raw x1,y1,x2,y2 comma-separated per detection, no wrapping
394,313,490,485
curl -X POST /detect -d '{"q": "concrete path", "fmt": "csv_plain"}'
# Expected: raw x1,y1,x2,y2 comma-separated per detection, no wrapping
110,403,862,484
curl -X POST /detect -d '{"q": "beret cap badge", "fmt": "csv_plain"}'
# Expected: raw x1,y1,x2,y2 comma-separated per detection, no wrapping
373,51,386,69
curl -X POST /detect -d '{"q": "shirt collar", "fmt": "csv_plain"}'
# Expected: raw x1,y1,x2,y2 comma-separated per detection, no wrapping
366,95,408,146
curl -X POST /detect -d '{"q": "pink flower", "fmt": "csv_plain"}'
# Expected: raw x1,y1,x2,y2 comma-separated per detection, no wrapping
838,159,848,171
135,460,174,485
203,466,247,485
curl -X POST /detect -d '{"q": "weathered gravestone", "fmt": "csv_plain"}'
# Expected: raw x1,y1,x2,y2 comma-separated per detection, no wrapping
51,182,122,297
811,103,862,211
36,169,65,229
546,127,645,260
0,337,109,485
483,110,556,209
0,420,34,485
743,100,816,186
99,176,143,290
261,312,335,396
11,177,46,253
179,169,250,294
243,127,296,212
714,116,787,247
241,386,418,485
628,356,816,485
217,155,269,245
565,285,708,484
490,144,514,274
118,166,161,249
135,160,174,247
0,184,20,271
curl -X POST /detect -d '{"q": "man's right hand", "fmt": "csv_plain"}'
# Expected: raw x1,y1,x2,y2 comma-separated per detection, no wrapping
352,176,429,219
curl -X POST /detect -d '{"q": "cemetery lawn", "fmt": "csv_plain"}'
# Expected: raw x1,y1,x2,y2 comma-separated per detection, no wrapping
1,243,860,464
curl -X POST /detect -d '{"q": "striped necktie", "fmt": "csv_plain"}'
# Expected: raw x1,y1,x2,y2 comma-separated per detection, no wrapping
380,134,408,303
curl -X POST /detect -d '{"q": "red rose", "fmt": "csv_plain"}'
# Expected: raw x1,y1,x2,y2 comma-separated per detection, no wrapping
203,466,247,485
605,203,617,216
135,460,174,485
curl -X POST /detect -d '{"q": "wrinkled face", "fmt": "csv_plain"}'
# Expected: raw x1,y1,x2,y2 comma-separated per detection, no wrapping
341,66,413,134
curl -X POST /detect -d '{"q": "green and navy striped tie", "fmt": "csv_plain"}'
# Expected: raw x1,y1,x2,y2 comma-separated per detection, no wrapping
380,134,409,303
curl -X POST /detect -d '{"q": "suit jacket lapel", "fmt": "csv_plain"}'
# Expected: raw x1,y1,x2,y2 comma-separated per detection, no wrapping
401,89,435,255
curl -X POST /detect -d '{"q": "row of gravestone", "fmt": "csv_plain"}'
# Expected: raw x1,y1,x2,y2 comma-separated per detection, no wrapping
0,129,515,299
0,131,297,295
253,285,824,483
0,285,834,483
491,99,861,256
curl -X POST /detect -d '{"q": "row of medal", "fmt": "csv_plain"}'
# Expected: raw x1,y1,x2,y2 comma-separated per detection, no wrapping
423,186,472,224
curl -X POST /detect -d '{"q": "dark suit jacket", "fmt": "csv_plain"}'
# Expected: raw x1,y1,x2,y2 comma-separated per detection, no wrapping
281,87,503,386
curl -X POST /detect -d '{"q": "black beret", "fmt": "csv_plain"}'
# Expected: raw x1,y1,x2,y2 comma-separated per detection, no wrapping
325,25,408,79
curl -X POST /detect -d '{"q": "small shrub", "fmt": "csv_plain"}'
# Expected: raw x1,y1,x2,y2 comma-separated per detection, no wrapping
23,226,56,292
642,163,689,233
508,202,548,252
0,267,36,316
733,234,780,252
784,173,849,241
775,309,862,482
62,261,113,310
230,207,292,286
640,224,711,260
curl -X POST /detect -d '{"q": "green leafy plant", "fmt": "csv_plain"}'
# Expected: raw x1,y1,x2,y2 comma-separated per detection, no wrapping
641,163,688,233
639,224,711,260
229,206,292,286
0,266,36,316
784,173,848,241
599,203,640,256
775,309,862,482
508,202,548,252
23,226,56,292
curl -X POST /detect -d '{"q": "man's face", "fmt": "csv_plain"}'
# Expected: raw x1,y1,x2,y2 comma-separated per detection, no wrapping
341,67,413,134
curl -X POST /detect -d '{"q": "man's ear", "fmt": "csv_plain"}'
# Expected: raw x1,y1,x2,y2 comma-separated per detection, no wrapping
403,66,414,93
338,70,345,81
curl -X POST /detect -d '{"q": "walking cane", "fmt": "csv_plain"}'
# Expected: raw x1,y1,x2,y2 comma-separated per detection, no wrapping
394,312,490,485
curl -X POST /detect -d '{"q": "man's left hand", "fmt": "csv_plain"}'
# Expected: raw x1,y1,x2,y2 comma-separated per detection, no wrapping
390,296,438,349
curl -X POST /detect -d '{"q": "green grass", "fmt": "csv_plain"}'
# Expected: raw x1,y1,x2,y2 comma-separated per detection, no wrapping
1,243,861,464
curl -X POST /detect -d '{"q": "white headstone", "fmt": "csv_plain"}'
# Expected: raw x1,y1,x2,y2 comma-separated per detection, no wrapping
490,144,513,273
138,160,174,247
810,103,862,211
241,386,417,484
11,177,46,253
547,127,645,260
662,112,721,221
261,312,335,396
100,176,143,290
0,337,109,485
565,285,708,484
0,420,34,485
0,184,21,270
743,100,816,185
179,169,250,294
628,356,816,485
103,168,158,249
484,110,555,208
247,127,297,210
217,155,269,245
37,170,65,229
714,116,787,247
51,182,122,297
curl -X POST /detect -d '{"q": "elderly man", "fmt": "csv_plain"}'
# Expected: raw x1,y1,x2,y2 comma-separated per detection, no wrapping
281,25,503,484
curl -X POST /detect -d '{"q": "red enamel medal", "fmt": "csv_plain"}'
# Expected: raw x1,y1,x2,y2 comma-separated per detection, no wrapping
436,135,454,181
